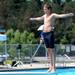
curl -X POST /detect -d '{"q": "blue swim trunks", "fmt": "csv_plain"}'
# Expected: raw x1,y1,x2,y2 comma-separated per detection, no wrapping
41,31,54,48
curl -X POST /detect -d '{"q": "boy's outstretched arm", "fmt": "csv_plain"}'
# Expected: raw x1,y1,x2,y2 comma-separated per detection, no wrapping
30,15,44,21
53,13,74,18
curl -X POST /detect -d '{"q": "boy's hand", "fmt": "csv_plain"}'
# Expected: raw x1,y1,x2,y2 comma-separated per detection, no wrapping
70,13,74,16
30,18,34,20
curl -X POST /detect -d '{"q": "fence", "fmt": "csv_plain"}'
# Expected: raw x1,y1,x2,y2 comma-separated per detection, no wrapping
0,44,75,64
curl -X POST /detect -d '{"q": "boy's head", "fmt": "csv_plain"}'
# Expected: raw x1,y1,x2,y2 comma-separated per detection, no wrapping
43,3,52,14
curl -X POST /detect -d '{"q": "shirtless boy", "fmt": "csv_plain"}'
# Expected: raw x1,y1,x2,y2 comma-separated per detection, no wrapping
30,3,74,72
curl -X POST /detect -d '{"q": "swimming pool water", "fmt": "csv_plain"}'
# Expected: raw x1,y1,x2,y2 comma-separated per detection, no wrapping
0,67,75,75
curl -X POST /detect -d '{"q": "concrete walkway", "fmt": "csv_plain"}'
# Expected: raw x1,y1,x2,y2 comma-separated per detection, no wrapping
0,62,75,71
0,56,75,70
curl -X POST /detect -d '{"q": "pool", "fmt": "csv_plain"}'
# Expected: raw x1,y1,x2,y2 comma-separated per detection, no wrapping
0,67,75,75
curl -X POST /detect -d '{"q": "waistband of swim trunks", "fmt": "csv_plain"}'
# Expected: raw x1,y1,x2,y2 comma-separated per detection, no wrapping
42,31,54,34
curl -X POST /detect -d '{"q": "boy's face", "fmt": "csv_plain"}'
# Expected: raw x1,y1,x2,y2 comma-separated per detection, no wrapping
43,6,50,14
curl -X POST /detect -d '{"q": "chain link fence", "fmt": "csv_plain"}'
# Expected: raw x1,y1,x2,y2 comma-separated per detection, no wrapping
0,44,75,65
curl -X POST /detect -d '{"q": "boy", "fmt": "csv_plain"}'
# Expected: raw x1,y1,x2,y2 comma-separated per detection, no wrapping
30,3,74,72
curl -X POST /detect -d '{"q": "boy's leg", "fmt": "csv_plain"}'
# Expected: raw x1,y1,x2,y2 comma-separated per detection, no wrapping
48,48,55,71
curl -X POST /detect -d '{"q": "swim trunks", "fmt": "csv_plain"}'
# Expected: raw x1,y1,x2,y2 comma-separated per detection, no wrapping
42,31,54,48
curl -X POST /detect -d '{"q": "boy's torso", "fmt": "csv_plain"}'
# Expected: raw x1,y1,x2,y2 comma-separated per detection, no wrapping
43,13,55,32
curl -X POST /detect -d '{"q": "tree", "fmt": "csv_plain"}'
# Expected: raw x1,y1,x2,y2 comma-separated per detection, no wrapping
14,30,21,43
65,0,72,3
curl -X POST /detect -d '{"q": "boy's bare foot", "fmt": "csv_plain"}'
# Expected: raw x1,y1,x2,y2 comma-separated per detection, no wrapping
48,66,55,73
50,69,55,73
48,69,55,73
48,67,52,72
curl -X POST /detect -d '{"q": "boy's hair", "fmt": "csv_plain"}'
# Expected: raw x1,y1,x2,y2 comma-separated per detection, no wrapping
44,3,52,11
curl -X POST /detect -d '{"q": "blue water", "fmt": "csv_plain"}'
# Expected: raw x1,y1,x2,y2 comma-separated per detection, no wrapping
0,67,75,75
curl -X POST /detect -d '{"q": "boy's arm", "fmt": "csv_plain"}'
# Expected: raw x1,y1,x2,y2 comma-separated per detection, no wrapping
53,13,74,18
30,15,44,21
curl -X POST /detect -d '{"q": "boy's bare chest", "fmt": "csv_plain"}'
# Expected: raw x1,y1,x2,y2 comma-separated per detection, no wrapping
44,16,52,23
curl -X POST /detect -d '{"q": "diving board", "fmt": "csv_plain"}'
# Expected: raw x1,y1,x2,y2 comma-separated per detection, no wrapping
0,71,55,74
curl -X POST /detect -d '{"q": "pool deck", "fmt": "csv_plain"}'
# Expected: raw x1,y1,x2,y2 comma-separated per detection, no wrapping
0,62,75,71
0,63,75,71
0,56,75,70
